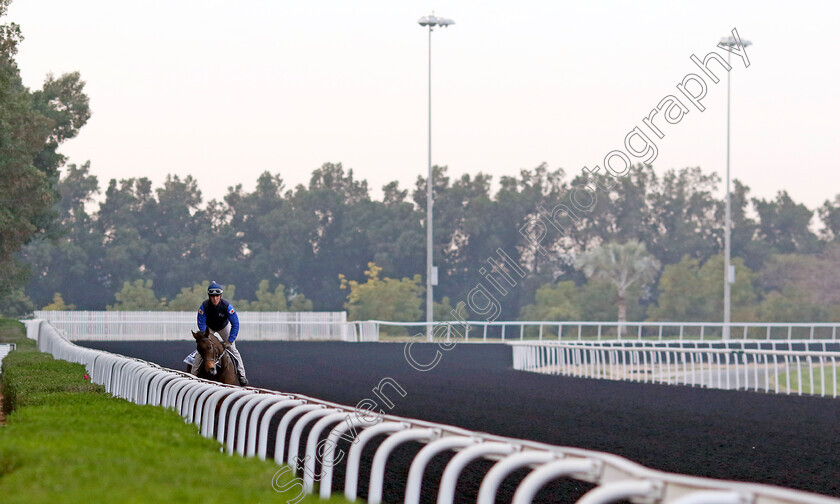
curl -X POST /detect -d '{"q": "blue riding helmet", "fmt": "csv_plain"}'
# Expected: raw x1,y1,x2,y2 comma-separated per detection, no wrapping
207,281,223,296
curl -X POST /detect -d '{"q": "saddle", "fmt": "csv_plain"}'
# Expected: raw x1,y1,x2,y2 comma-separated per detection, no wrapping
184,348,243,373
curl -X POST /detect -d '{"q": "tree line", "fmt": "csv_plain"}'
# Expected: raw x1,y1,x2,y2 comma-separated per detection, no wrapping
11,160,840,324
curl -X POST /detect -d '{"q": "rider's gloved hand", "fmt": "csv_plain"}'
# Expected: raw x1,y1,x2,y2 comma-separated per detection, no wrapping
223,340,232,350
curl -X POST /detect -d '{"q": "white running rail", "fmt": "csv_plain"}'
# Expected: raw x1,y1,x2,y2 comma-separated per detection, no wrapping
34,310,357,341
29,313,840,344
19,319,840,504
370,320,840,343
511,340,840,397
0,343,15,374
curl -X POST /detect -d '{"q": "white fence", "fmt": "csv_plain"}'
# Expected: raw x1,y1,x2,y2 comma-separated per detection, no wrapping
371,320,840,343
27,314,840,344
0,343,14,374
34,310,358,341
18,319,840,504
511,340,840,397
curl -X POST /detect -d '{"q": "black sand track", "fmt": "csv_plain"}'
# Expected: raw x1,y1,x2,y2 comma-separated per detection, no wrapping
78,340,840,502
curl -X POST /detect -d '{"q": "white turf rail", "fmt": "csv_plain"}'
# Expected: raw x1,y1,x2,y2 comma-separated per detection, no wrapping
511,340,840,397
371,320,840,343
0,343,15,373
35,312,840,345
33,310,381,342
22,319,840,504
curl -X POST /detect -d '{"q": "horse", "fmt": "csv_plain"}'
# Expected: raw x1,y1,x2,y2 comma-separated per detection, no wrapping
190,328,239,385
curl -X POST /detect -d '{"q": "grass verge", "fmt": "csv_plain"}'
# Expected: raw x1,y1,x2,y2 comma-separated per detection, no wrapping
0,319,354,504
777,364,840,397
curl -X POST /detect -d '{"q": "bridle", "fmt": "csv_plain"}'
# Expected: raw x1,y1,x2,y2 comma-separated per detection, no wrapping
204,337,230,376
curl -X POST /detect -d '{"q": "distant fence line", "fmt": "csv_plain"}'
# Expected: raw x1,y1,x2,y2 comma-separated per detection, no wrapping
371,320,840,342
510,340,840,398
27,313,840,343
33,311,359,342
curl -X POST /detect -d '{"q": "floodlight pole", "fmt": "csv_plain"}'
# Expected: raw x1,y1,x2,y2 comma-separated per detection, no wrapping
724,48,732,340
418,13,454,340
719,35,752,340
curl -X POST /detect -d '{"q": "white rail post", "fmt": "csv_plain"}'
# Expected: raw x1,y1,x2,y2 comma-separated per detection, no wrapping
476,451,556,504
668,491,746,504
437,442,517,503
796,356,803,395
575,480,660,504
344,422,407,501
273,404,322,465
287,408,341,484
318,415,370,499
819,356,826,397
404,436,474,504
255,398,303,459
511,459,599,504
367,428,437,504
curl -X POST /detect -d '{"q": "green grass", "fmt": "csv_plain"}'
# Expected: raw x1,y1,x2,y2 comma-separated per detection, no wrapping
0,320,356,504
777,364,840,397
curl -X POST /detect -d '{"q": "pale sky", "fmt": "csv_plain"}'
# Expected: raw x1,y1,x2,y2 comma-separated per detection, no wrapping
7,0,840,211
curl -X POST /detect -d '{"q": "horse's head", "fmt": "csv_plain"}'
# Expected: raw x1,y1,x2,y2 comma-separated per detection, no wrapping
192,328,223,376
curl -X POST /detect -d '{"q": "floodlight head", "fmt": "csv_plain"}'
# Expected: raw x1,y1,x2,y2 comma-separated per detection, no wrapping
418,14,455,28
719,35,752,47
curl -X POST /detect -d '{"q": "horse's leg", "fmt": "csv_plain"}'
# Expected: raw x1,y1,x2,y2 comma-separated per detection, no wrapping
220,356,238,386
225,366,239,386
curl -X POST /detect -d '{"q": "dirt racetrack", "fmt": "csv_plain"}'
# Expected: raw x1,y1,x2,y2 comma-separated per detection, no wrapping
78,340,840,503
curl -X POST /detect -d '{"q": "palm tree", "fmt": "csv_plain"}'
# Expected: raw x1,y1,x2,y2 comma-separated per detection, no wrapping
577,240,660,337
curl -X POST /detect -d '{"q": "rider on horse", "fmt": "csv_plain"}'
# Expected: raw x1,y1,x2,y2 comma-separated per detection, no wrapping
190,281,249,386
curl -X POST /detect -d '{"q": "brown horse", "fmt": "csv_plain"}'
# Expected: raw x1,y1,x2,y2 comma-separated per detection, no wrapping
191,329,239,385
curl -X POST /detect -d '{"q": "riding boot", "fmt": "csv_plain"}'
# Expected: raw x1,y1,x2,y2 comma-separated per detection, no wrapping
189,353,203,376
238,371,249,386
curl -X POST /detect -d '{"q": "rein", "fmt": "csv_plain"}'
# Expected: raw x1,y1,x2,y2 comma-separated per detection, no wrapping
209,346,231,375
